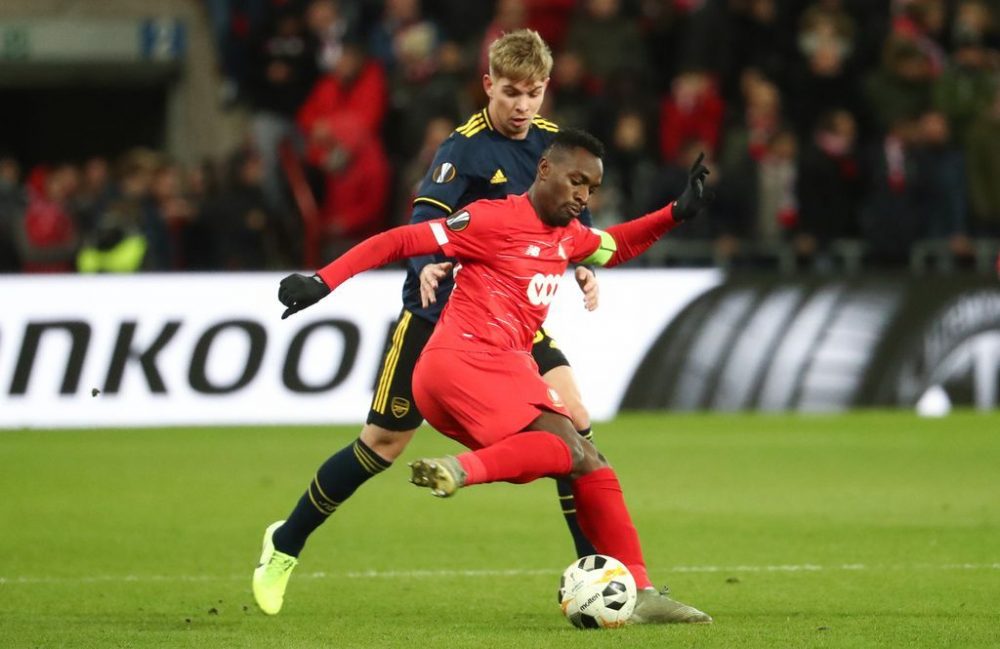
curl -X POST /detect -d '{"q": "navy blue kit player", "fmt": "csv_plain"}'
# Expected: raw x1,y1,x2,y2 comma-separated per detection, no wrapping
253,30,602,615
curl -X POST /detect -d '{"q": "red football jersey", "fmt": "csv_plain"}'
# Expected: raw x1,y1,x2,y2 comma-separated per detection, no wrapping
425,193,602,354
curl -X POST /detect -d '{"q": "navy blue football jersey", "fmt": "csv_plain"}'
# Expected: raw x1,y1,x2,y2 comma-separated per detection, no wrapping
402,109,593,323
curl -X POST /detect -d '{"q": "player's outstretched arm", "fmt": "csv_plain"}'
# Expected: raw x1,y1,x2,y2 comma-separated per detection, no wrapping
278,223,443,319
582,154,711,269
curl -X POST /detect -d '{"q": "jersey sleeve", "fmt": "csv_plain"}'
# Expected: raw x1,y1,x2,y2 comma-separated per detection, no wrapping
429,201,505,262
316,222,443,289
411,134,472,220
569,204,680,267
407,134,473,276
567,220,615,265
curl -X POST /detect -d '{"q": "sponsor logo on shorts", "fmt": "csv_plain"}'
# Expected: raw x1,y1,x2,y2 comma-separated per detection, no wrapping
391,396,411,418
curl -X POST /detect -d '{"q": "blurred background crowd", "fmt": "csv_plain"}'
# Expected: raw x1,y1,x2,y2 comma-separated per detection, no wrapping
1,0,999,274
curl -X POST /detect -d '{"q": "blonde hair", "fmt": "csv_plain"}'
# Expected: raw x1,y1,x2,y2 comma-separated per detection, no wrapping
488,29,553,82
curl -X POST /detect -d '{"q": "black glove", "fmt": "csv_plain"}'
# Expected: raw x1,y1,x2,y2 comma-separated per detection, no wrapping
672,152,712,222
278,273,330,319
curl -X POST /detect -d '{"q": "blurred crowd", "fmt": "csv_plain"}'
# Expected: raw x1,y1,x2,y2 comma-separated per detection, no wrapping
2,0,1000,274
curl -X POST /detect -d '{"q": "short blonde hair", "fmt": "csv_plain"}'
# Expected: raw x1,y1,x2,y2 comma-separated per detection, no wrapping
488,29,553,82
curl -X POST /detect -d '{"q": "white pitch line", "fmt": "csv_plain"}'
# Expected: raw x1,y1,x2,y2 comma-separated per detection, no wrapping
1,563,998,586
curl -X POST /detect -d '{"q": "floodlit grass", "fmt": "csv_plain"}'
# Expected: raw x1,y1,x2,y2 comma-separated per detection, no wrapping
1,412,998,648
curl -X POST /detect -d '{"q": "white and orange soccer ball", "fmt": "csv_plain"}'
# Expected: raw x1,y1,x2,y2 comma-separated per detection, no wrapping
558,554,637,629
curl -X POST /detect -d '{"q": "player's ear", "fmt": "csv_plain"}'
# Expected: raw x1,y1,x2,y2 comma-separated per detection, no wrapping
483,74,494,99
537,156,550,180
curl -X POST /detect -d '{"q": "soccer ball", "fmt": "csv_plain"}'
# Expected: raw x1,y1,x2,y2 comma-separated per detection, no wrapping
558,554,637,629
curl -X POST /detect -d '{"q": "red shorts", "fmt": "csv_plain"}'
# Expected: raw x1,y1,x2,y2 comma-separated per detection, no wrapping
412,346,571,449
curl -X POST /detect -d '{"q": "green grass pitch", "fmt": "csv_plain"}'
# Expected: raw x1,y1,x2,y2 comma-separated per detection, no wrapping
1,412,998,648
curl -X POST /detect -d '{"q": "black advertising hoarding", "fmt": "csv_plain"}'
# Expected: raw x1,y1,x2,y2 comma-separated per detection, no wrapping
622,275,1000,412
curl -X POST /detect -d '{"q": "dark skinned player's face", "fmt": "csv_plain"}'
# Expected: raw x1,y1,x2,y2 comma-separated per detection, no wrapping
534,147,603,227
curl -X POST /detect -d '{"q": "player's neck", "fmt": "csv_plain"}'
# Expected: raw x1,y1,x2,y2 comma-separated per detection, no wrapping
526,186,557,226
527,186,542,218
487,105,530,141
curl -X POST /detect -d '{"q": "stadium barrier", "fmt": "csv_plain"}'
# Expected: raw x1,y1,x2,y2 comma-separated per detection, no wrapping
1,271,997,428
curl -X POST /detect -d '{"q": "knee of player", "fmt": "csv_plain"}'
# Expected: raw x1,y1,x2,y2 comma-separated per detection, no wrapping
560,433,587,471
569,442,608,477
360,424,414,462
565,401,591,432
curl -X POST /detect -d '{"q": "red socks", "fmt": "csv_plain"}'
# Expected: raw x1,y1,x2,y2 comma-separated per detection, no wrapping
457,431,573,485
455,437,652,590
572,467,652,589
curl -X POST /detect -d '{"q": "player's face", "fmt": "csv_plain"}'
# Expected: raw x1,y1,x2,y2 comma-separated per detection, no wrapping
535,148,603,226
484,75,548,139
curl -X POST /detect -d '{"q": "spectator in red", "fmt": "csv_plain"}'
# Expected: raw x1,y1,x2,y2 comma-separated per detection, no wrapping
658,69,725,164
312,114,392,248
298,39,388,166
297,37,390,248
17,164,80,273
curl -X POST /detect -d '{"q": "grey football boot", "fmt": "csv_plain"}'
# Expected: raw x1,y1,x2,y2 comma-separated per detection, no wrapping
630,587,713,624
408,456,467,497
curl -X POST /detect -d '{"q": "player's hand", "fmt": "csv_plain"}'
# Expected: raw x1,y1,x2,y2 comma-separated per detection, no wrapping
419,262,454,308
575,266,599,312
672,152,712,222
278,273,331,319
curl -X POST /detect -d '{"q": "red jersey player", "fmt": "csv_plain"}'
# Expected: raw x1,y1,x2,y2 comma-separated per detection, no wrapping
278,129,713,624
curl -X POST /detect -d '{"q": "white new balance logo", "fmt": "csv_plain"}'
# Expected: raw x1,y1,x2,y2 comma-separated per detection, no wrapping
525,245,541,257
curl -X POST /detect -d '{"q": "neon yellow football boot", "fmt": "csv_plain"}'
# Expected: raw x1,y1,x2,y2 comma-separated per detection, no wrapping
252,520,298,615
